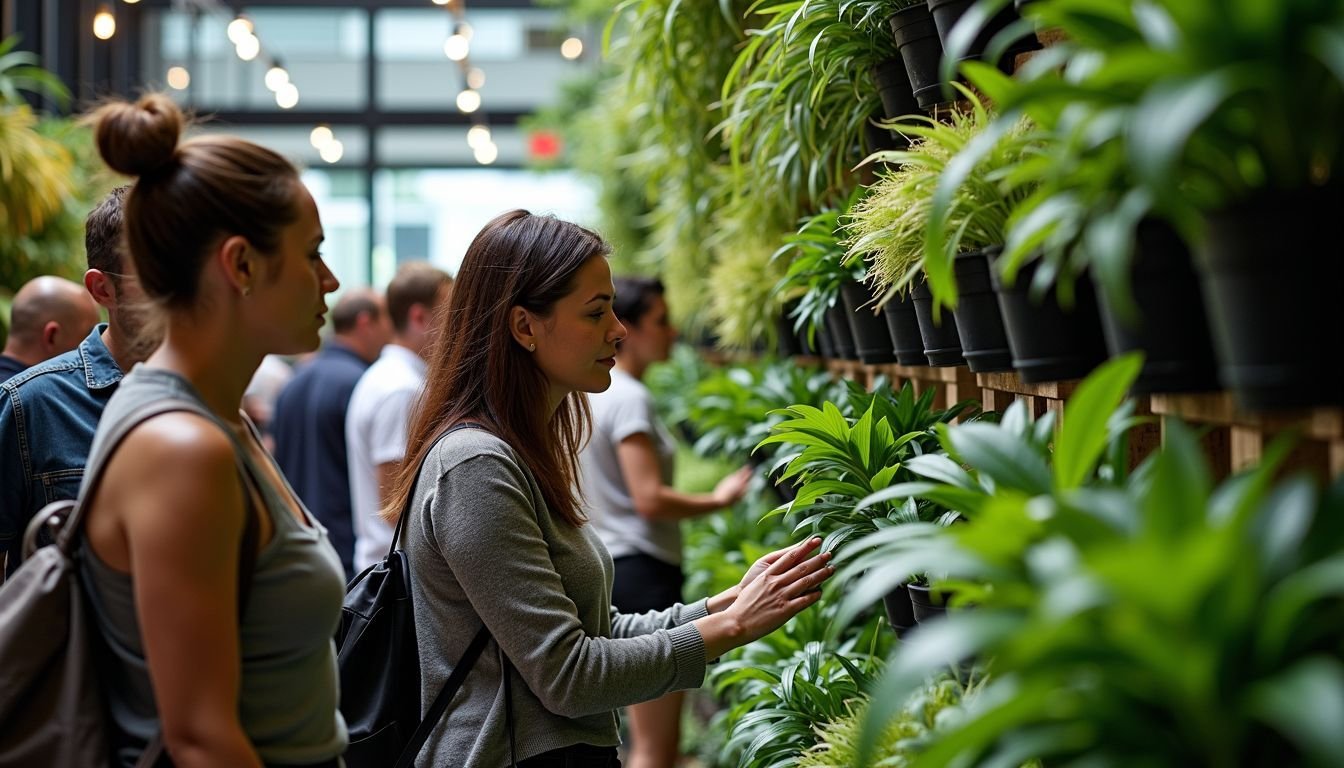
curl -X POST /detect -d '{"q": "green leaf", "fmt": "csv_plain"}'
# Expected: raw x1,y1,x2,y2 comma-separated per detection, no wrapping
1247,658,1344,767
943,422,1053,496
1053,352,1143,490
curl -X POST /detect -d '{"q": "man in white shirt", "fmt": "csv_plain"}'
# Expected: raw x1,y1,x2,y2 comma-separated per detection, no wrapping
346,262,453,572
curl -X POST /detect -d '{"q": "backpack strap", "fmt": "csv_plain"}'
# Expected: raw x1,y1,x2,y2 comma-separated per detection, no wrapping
386,420,515,768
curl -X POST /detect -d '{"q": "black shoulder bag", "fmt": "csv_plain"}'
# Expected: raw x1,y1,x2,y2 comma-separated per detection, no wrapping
336,422,516,768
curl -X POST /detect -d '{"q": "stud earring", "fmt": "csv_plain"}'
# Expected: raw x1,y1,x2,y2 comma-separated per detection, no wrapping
529,342,536,352
242,285,252,297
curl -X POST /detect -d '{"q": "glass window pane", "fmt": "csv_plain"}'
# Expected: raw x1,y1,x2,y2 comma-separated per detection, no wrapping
144,8,368,111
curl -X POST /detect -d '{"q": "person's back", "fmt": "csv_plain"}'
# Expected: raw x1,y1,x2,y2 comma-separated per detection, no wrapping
0,188,155,578
346,263,451,573
272,288,388,579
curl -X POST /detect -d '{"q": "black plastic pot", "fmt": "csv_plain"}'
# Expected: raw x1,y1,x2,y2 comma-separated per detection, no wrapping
990,257,1108,383
883,584,916,636
1196,186,1344,410
883,291,929,366
815,316,838,359
908,582,950,623
890,2,950,110
950,250,1013,372
872,56,920,122
776,300,817,358
1095,219,1219,395
824,302,859,360
840,279,897,364
911,275,966,366
927,0,1040,73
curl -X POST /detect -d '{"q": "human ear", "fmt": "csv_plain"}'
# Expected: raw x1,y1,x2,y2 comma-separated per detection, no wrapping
217,235,256,296
83,270,116,310
509,305,537,352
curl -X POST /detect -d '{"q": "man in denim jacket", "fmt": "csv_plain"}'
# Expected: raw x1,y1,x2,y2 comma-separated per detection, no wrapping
0,187,159,578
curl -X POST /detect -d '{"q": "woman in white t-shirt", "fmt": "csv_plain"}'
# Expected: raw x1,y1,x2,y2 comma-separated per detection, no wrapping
578,276,751,768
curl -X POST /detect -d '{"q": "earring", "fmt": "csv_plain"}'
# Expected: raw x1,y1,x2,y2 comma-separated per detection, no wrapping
242,285,252,297
528,342,536,352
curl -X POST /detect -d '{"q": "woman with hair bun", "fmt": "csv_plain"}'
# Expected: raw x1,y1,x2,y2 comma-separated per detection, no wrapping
385,209,833,767
78,93,347,768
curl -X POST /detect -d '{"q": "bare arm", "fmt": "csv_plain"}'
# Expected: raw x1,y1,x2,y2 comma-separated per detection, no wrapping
89,415,263,768
616,433,750,522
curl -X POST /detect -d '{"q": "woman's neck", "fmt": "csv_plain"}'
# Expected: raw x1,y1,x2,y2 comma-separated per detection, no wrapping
146,311,261,426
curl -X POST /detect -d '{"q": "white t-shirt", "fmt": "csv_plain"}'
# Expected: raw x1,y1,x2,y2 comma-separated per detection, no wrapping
346,344,426,572
578,368,681,565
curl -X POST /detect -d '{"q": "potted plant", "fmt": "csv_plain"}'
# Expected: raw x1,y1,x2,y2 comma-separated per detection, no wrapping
928,0,1040,75
888,1,951,110
845,131,966,366
1010,0,1344,408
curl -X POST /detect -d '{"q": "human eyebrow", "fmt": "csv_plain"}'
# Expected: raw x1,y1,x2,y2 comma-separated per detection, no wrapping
585,292,613,305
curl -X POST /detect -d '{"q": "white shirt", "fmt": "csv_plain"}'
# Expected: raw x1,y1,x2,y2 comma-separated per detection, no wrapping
346,344,426,572
578,368,681,564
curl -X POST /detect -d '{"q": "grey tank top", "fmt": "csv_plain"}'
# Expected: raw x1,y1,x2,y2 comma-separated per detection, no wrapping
79,365,349,767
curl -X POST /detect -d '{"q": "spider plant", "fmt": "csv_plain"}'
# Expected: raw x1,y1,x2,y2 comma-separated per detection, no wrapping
773,204,863,346
718,0,907,224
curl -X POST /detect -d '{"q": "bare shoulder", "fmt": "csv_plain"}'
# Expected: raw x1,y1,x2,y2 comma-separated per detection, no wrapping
105,412,241,506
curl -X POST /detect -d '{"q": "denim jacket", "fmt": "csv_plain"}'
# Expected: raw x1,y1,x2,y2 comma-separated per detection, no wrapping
0,325,122,576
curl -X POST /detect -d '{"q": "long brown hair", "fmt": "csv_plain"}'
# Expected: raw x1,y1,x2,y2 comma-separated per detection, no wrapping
384,210,611,527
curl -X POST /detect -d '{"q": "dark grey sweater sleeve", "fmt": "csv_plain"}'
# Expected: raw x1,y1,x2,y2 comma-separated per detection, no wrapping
425,451,707,718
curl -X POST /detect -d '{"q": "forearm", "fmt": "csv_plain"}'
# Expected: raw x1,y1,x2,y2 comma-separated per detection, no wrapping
635,485,726,522
692,610,747,661
164,719,262,768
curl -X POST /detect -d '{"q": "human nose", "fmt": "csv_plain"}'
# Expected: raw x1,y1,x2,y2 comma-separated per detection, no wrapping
611,317,627,344
319,258,340,294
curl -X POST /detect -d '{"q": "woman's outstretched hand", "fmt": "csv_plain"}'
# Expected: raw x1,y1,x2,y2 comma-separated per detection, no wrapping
695,537,834,660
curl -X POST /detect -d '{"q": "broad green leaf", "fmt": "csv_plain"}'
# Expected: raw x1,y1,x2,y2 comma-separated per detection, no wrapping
1054,353,1143,490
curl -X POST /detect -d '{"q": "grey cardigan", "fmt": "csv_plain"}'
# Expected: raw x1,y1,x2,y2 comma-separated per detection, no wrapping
405,428,708,767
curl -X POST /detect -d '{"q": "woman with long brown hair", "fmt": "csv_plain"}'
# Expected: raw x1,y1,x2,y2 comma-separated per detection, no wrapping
386,210,833,767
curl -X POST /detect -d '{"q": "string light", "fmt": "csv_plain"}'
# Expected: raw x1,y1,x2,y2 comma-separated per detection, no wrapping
276,82,299,109
310,125,334,149
467,124,491,150
93,7,116,40
235,33,261,61
456,89,481,113
456,23,474,41
122,0,140,4
560,37,583,60
226,16,253,45
319,139,344,164
265,62,290,91
473,142,498,165
166,66,191,90
466,68,485,89
443,34,469,61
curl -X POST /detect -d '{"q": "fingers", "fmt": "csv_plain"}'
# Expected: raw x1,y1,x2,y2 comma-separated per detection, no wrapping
762,537,822,577
782,559,834,598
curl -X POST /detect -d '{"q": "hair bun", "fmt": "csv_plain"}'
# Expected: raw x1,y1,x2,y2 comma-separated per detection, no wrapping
92,93,184,177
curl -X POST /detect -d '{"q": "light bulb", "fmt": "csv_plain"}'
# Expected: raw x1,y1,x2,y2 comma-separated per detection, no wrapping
276,83,299,109
466,68,485,89
560,37,583,60
166,66,191,90
320,139,344,164
474,142,498,165
123,0,141,4
457,23,474,41
226,17,253,45
443,34,469,61
93,8,116,40
467,124,491,150
310,125,334,149
456,89,481,113
264,65,289,91
235,34,260,61
431,0,450,5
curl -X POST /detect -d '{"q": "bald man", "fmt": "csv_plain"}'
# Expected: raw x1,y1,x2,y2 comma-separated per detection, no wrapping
272,288,392,579
0,276,100,382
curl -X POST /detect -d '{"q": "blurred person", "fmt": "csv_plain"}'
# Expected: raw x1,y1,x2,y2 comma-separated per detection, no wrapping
0,275,101,380
346,262,451,573
272,287,391,579
0,186,162,579
242,354,294,452
577,276,751,768
78,94,346,767
385,210,833,766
